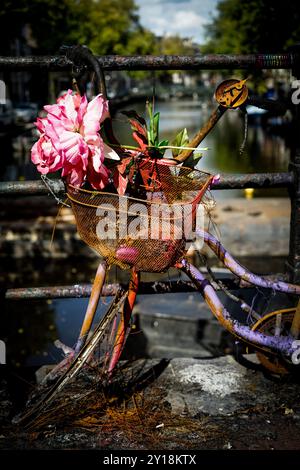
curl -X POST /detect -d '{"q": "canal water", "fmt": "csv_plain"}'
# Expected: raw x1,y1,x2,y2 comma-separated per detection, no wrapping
0,98,292,395
0,98,291,197
114,99,290,199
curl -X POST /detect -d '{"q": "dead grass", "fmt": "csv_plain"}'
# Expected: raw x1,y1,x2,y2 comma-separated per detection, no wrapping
15,361,224,449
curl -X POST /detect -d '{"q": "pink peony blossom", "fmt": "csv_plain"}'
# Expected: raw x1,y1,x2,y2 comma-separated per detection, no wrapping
31,90,110,189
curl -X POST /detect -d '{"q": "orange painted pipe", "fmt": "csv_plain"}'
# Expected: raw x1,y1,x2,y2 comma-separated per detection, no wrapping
75,261,107,353
108,269,140,375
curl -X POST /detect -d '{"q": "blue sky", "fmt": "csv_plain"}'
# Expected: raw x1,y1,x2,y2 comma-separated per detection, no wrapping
135,0,220,43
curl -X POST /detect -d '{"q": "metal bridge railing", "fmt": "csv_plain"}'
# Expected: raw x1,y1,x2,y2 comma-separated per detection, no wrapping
1,51,300,300
0,53,298,70
0,172,293,196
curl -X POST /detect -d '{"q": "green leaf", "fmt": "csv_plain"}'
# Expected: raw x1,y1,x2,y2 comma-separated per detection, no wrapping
148,112,159,146
171,128,189,157
153,112,160,143
158,139,169,147
146,102,152,145
146,101,153,120
146,101,153,139
156,139,168,157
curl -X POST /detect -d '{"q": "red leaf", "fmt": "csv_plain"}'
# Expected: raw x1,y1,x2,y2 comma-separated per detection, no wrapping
117,157,131,175
129,119,148,139
113,169,128,195
121,110,147,127
133,131,148,151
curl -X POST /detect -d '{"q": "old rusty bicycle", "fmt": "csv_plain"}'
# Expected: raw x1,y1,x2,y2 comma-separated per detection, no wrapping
16,45,300,426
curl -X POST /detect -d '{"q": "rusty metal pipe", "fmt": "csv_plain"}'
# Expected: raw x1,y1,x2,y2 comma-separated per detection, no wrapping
0,179,65,195
4,283,114,300
0,53,296,71
175,106,227,162
212,172,294,189
3,278,264,301
0,173,293,196
74,261,107,353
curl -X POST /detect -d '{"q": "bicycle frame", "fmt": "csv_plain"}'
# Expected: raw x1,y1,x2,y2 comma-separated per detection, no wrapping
108,268,140,375
175,235,300,359
197,229,300,295
74,261,107,354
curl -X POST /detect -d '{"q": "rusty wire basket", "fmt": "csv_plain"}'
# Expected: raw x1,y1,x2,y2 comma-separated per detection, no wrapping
67,159,212,272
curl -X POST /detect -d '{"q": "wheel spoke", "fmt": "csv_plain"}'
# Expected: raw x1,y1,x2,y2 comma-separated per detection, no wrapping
275,313,282,336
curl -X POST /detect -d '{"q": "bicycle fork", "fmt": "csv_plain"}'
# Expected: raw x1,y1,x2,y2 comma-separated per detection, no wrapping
108,268,140,376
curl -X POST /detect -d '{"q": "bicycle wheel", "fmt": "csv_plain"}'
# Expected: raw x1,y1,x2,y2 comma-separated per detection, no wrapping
251,308,297,375
14,288,127,428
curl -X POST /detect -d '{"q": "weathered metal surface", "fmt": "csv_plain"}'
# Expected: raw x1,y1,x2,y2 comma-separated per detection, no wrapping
287,53,300,283
212,172,294,189
0,53,297,71
179,260,298,357
76,262,107,352
4,279,248,300
0,179,65,196
4,283,113,300
0,173,293,196
287,155,300,282
198,229,300,295
176,106,226,162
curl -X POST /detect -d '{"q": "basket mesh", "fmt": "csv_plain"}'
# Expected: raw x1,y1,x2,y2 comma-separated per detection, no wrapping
67,160,212,272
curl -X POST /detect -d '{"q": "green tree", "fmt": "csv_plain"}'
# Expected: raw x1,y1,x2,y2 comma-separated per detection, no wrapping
0,0,75,54
154,35,198,81
67,0,156,55
0,0,156,55
159,35,195,55
204,0,300,54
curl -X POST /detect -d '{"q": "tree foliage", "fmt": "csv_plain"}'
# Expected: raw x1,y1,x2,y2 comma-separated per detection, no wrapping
158,35,195,56
204,0,300,54
0,0,157,55
67,0,157,55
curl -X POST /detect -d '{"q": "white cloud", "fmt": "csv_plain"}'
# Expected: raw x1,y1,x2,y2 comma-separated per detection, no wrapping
149,10,207,40
135,0,219,43
173,10,207,30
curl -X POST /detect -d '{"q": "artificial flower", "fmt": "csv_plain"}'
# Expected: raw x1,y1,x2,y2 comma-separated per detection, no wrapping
31,90,110,189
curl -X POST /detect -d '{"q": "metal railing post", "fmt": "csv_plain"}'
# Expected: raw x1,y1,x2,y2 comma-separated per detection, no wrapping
1,50,300,284
287,45,300,282
287,157,300,282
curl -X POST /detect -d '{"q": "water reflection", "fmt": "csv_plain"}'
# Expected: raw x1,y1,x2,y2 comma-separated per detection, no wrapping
0,99,291,200
0,98,292,374
2,294,119,368
3,299,58,368
0,125,37,181
114,100,290,199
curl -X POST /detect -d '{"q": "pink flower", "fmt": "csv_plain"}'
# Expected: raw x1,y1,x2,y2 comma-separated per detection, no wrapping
31,90,110,189
31,134,62,174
